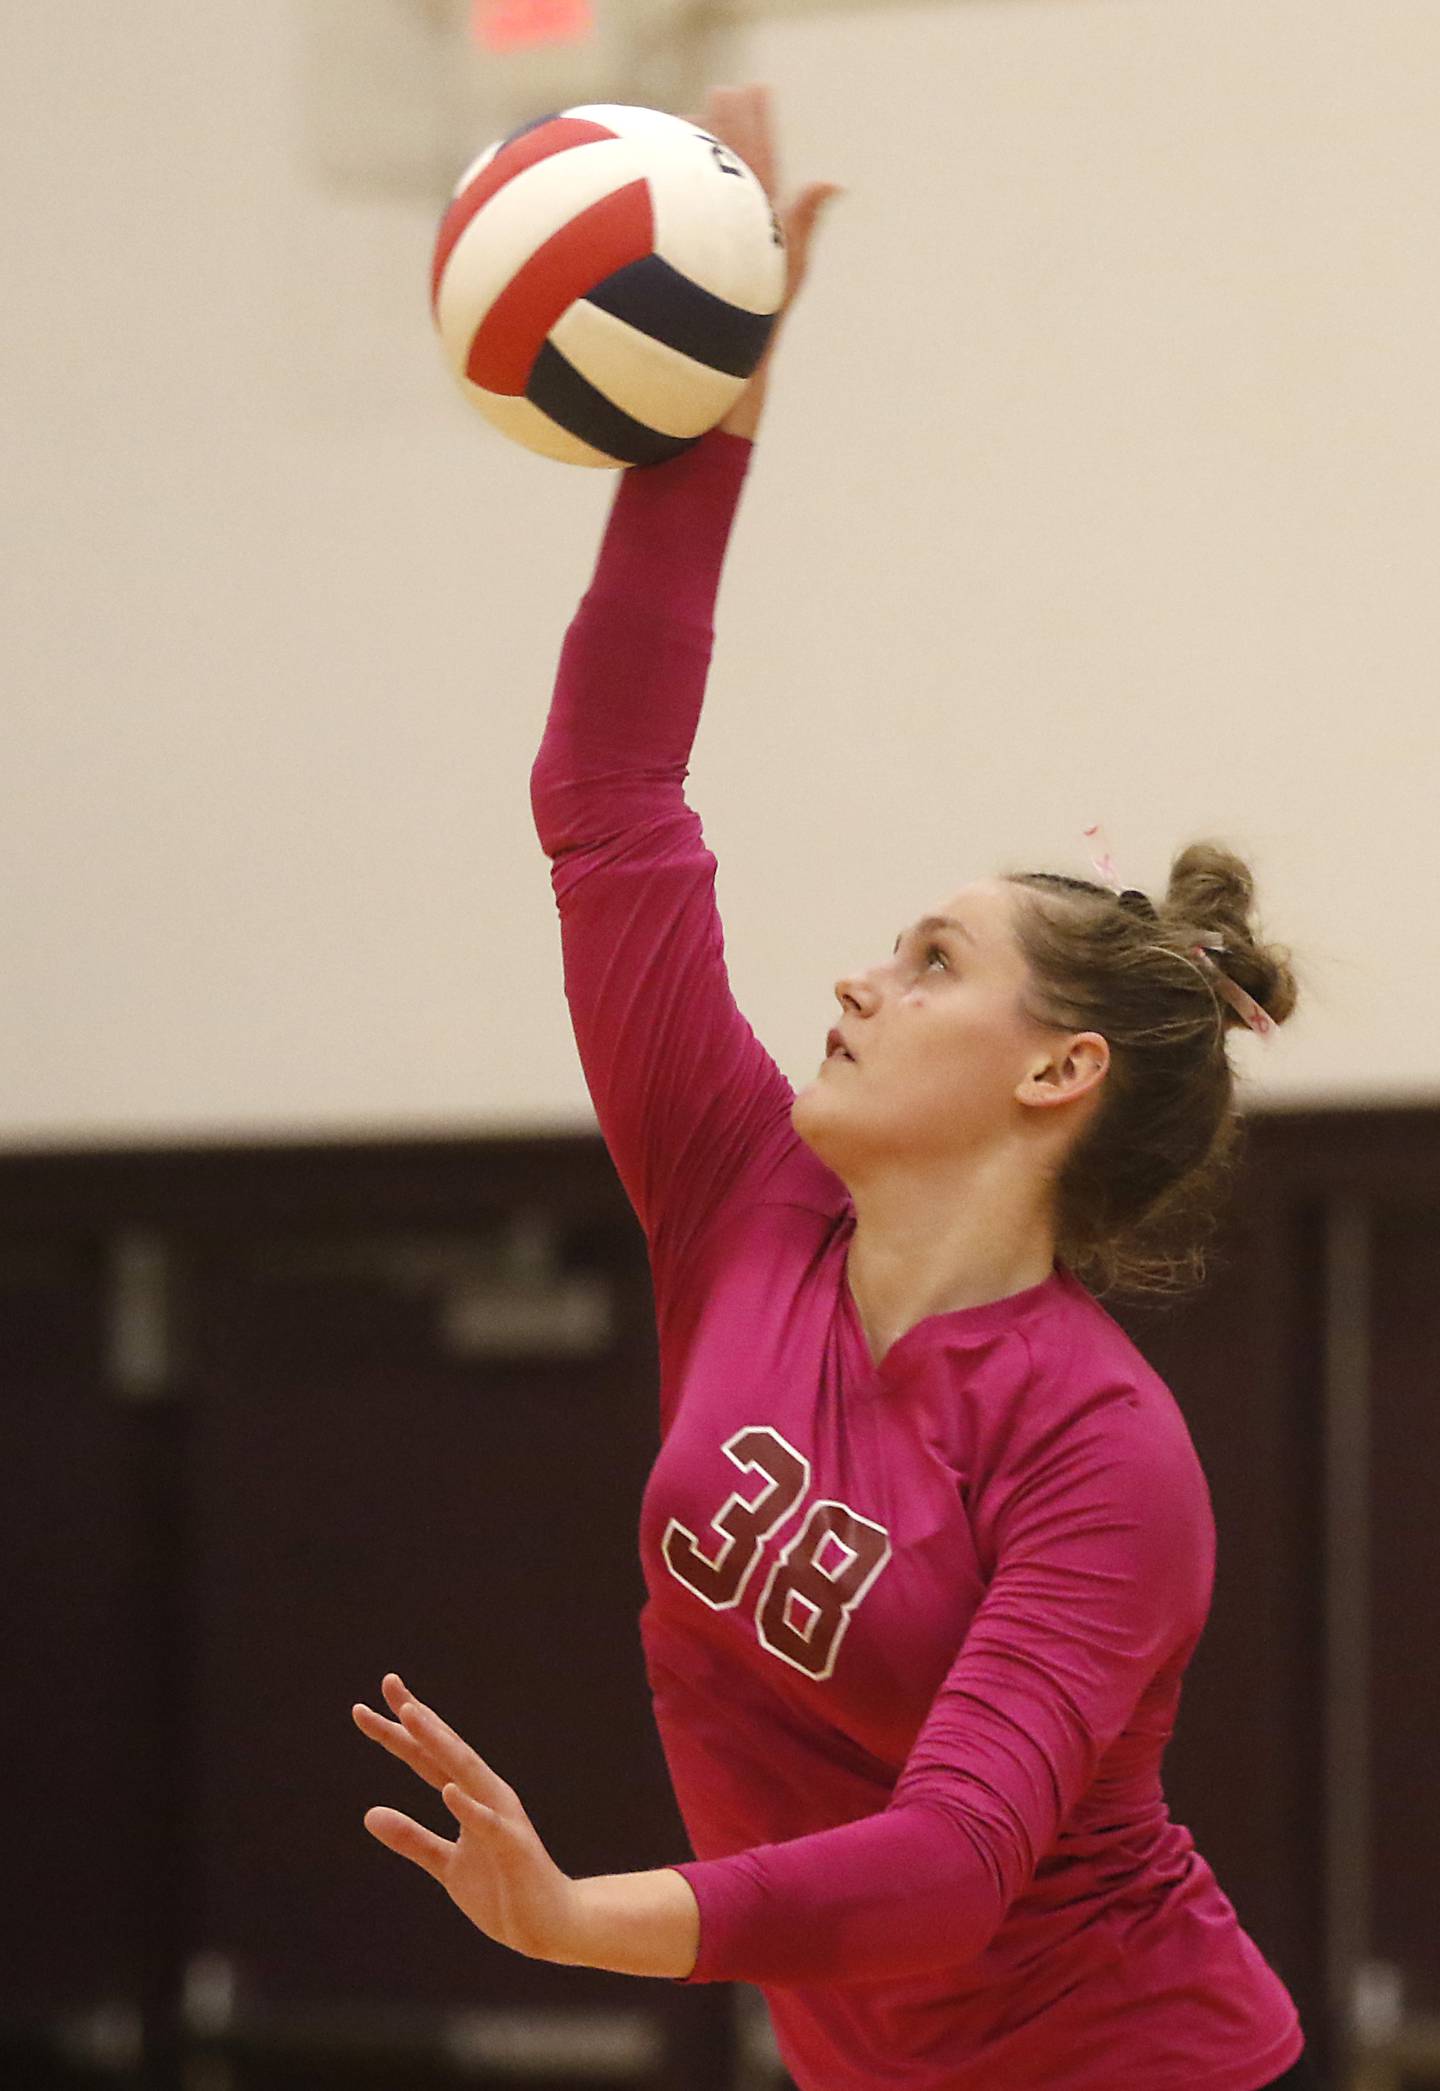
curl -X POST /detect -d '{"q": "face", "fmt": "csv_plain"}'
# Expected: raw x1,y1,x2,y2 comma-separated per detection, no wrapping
791,879,1109,1179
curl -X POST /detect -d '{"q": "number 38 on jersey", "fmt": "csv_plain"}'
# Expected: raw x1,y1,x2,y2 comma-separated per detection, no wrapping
661,1425,892,1682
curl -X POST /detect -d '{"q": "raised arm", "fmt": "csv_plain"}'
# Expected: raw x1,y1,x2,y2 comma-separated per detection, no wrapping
530,428,799,1286
530,86,844,1298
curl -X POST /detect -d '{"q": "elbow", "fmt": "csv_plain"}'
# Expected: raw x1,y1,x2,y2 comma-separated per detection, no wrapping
888,1798,1015,1962
528,754,554,845
529,748,573,855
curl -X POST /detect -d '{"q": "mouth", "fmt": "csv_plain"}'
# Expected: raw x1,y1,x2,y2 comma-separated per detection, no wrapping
825,1028,856,1063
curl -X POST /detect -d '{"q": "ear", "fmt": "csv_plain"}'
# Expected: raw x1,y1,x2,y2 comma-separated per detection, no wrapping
1019,1033,1109,1108
1064,1033,1110,1091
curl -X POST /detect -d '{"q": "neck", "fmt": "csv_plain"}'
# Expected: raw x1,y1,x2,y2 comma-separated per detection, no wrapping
843,1155,1056,1368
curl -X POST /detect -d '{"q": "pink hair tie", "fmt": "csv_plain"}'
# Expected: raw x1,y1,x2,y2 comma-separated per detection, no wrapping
1081,824,1275,1040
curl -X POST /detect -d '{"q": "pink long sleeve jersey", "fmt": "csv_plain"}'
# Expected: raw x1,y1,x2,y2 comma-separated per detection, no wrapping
529,430,1305,2091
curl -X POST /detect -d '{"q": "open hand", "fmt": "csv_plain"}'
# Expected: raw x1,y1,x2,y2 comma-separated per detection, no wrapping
688,82,844,340
353,1672,582,1964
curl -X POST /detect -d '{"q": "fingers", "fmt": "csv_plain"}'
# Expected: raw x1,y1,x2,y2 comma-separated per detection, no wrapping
771,182,845,322
442,1782,497,1830
351,1699,450,1789
357,1673,520,1819
685,83,844,322
397,1697,519,1817
784,181,845,259
360,1676,521,1914
721,83,777,196
686,83,778,200
352,1674,451,1790
801,182,846,218
363,1804,454,1877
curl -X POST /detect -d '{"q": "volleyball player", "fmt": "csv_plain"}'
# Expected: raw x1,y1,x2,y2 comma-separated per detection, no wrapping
355,84,1323,2090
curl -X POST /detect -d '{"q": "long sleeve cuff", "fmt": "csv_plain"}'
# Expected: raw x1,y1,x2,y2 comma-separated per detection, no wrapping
668,1802,1008,1987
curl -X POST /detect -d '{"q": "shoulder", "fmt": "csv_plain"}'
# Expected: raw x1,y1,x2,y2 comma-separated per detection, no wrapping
1017,1280,1207,1469
986,1308,1216,1627
1020,1300,1209,1495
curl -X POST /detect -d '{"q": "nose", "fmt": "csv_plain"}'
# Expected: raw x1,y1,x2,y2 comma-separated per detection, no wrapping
833,963,880,1018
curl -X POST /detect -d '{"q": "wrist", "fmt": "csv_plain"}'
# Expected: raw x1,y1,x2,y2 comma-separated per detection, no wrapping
566,1868,701,1979
718,369,769,441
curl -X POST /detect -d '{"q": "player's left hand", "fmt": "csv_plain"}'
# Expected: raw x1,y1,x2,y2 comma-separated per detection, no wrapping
353,1672,583,1964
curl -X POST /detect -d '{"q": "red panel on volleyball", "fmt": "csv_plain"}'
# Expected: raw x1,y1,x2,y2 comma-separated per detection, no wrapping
430,116,619,313
466,179,655,392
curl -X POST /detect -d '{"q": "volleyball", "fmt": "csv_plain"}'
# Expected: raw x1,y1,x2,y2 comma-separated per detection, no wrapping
429,103,787,469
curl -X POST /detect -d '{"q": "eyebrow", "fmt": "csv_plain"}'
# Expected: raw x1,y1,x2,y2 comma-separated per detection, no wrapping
893,914,978,954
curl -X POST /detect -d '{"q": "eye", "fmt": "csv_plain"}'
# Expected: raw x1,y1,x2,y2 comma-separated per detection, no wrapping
924,944,949,972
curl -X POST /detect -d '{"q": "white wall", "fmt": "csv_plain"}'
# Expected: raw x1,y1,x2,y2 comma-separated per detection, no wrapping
4,0,1436,1149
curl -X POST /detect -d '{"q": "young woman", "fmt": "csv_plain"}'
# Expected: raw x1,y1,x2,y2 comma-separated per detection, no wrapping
355,85,1321,2091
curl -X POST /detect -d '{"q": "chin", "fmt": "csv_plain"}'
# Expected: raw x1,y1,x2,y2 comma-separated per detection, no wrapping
790,1083,852,1172
789,1081,825,1140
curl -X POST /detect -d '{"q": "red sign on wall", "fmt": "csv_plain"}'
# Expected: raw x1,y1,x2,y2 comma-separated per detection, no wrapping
471,0,596,52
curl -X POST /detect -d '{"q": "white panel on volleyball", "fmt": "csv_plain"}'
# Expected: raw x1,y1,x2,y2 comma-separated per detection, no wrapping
433,138,639,369
574,103,783,310
458,388,618,468
554,298,740,432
